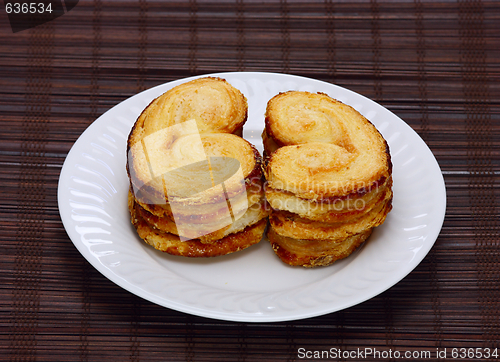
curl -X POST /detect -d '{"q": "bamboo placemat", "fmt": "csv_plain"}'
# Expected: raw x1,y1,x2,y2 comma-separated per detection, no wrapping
1,0,499,360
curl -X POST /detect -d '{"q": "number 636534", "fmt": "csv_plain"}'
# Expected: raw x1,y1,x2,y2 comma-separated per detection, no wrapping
5,2,54,14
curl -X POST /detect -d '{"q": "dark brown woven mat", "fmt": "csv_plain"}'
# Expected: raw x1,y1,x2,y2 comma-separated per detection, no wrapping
1,0,499,361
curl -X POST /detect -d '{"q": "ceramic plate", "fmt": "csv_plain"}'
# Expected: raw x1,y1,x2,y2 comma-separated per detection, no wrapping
58,72,446,322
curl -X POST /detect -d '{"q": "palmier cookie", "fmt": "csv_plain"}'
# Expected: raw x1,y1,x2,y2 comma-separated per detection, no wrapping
127,77,268,257
263,91,392,267
127,77,249,202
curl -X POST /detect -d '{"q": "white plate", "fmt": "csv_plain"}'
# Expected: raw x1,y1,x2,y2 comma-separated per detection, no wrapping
58,72,446,322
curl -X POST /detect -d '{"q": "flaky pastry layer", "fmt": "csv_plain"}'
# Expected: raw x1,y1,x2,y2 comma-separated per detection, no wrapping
269,195,392,241
267,227,373,267
135,178,265,223
265,176,392,222
129,195,267,257
133,191,270,243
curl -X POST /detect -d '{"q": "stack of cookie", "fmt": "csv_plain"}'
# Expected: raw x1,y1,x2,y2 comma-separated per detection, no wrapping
127,77,268,257
263,91,393,267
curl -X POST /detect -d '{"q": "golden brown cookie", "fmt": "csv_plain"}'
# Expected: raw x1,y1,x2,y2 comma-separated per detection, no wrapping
263,91,392,267
126,77,267,257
